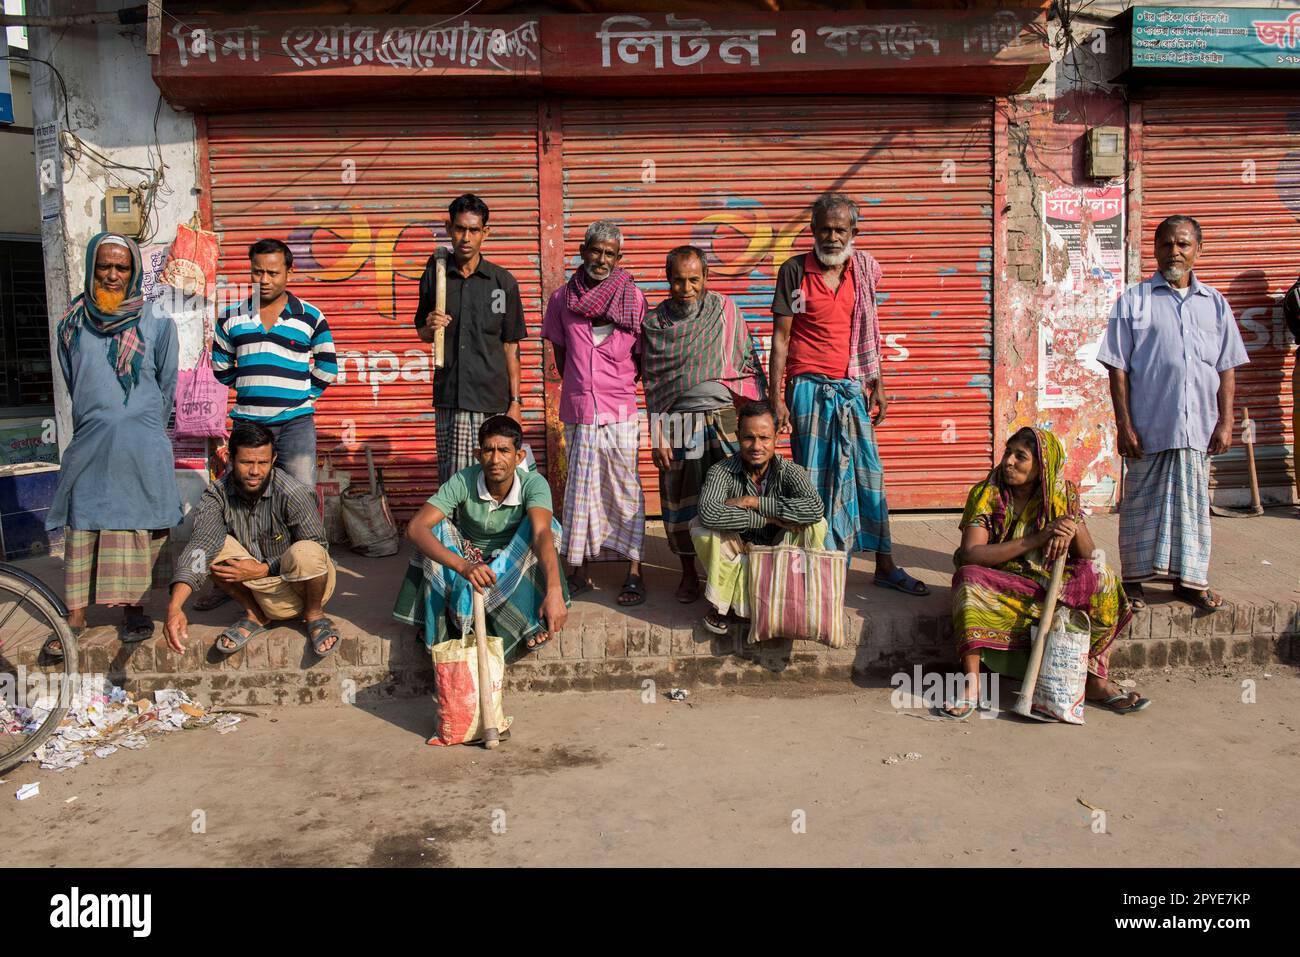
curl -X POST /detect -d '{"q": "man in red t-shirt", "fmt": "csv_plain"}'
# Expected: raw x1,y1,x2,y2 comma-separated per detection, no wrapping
769,193,928,595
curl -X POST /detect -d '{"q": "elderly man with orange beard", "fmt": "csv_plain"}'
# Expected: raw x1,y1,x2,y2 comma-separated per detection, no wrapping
43,233,182,658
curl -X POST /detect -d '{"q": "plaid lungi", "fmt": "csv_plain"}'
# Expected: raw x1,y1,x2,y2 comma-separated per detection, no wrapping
435,407,488,486
1119,448,1212,588
63,528,169,610
392,518,570,660
658,405,739,557
562,420,644,564
787,374,891,554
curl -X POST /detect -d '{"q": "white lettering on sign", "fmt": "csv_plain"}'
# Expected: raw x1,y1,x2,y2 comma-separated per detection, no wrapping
597,14,776,69
336,348,435,403
817,22,941,59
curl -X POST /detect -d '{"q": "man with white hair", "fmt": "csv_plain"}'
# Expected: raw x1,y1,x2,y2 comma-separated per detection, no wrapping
542,220,649,607
769,192,927,596
44,232,182,656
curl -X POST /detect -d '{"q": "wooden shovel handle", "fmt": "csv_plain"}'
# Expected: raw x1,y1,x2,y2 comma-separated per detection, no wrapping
433,250,447,370
1014,551,1068,716
472,587,500,749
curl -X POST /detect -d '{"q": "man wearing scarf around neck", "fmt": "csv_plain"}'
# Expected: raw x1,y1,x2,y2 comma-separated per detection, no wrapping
642,245,765,604
770,192,928,597
44,233,182,656
541,220,649,607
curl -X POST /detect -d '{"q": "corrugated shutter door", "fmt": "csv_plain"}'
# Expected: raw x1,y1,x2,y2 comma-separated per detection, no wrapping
1139,93,1300,502
206,105,543,517
560,95,994,511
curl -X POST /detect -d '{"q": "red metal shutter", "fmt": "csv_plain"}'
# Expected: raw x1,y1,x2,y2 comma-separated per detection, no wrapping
559,95,995,511
1137,92,1300,502
205,104,544,516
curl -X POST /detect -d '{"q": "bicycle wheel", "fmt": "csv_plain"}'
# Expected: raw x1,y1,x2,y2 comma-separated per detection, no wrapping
0,569,78,774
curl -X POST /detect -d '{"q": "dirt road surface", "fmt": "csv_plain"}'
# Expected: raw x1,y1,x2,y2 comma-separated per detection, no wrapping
2,670,1296,867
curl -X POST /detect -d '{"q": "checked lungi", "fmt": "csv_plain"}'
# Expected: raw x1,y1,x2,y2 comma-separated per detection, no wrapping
562,419,645,565
63,528,169,611
392,519,570,660
659,405,739,557
787,374,891,554
1119,448,1212,588
435,407,488,486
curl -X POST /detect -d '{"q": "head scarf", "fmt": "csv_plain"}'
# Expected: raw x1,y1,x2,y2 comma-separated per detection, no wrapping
641,290,765,413
564,265,645,334
56,232,147,403
961,426,1080,542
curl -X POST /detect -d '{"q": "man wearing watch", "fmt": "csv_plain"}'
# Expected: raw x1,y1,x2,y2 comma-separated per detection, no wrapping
414,193,527,485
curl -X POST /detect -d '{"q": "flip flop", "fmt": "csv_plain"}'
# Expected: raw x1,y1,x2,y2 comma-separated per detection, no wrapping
1122,581,1148,610
701,612,730,635
43,626,81,662
938,699,979,721
213,617,267,656
617,574,646,607
526,629,551,650
566,573,593,598
1099,692,1152,714
307,617,340,657
873,567,931,596
119,612,154,644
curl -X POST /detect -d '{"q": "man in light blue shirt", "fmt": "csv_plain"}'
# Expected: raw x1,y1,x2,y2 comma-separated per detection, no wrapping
1098,215,1248,612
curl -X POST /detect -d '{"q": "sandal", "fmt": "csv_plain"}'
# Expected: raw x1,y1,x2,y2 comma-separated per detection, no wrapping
1122,581,1147,610
1173,584,1224,612
119,612,154,644
1098,691,1152,714
675,575,701,604
526,629,551,650
701,612,730,636
617,574,646,607
213,617,267,656
43,626,82,662
939,699,979,721
307,617,340,657
873,567,931,596
566,573,592,598
193,589,232,612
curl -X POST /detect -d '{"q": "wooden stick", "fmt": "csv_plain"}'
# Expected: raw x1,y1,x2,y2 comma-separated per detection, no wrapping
472,588,500,750
433,249,447,370
1243,407,1263,514
1014,552,1068,717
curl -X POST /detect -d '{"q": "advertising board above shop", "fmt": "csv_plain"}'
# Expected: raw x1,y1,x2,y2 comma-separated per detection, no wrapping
152,8,1050,110
1119,6,1300,75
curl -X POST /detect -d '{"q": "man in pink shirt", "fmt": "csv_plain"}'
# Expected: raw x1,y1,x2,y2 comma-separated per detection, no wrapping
542,220,650,607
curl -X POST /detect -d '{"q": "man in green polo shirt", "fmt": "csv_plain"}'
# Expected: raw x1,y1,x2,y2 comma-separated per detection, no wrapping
394,415,569,658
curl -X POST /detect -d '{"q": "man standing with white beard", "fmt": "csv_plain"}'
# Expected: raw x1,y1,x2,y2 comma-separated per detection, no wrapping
1098,215,1248,612
769,193,927,596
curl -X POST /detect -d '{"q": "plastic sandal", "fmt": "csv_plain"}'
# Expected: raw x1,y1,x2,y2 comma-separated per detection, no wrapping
214,617,266,656
307,617,340,657
873,567,931,596
617,575,646,607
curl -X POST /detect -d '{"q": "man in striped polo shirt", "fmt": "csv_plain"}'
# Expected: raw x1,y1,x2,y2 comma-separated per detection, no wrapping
213,238,337,488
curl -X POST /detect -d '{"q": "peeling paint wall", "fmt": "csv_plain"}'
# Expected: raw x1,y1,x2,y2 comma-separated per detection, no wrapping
998,20,1127,508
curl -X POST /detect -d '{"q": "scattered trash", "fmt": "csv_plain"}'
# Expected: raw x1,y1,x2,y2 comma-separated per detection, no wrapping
665,688,690,701
15,782,39,800
214,714,242,735
882,751,922,765
1077,797,1106,813
1261,560,1272,565
0,680,236,775
65,796,79,804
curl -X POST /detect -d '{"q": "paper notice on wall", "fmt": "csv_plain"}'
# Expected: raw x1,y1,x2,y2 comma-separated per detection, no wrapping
1039,185,1125,409
140,243,171,302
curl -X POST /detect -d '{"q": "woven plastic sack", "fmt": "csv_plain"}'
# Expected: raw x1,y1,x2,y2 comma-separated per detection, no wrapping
428,632,512,746
746,540,847,647
1030,608,1090,725
174,351,228,438
315,456,351,545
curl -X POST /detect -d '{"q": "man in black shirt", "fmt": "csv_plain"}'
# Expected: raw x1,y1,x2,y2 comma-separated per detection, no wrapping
414,193,528,484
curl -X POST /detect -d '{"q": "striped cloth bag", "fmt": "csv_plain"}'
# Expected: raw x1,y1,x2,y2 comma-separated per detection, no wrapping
746,542,847,647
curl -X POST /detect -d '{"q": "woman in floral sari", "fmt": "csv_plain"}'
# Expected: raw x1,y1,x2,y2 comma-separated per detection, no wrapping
943,426,1150,720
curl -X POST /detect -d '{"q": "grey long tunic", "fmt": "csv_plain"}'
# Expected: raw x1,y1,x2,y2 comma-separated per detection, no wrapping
46,305,183,531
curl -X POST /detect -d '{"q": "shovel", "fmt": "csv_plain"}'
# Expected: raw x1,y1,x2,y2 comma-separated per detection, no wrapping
472,588,501,750
1013,552,1068,718
1209,407,1264,518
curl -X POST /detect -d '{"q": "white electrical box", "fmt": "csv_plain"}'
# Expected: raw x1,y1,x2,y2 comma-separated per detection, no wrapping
1087,126,1125,179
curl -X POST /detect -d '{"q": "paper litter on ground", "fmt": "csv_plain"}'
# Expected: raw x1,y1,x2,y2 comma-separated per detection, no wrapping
0,678,236,774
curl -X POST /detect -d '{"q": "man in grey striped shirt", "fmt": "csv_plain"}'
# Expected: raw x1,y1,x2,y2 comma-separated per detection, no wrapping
692,400,827,635
163,421,339,658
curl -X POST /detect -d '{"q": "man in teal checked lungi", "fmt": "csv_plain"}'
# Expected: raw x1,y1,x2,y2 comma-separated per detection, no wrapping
768,192,928,596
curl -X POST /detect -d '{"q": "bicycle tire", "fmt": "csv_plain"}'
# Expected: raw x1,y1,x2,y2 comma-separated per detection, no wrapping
0,569,79,774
